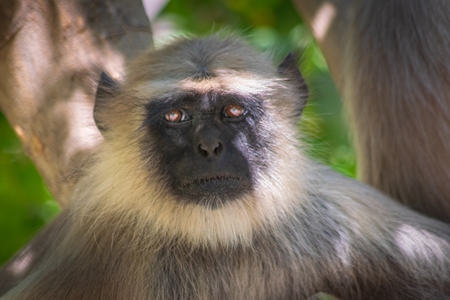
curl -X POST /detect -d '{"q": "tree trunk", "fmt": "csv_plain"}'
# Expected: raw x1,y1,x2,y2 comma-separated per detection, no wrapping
0,0,152,207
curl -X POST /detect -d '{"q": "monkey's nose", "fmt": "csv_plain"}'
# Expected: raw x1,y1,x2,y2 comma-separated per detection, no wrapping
198,141,223,157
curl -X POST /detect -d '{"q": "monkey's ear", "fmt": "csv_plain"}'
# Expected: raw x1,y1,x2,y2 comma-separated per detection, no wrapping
277,53,308,118
94,72,119,135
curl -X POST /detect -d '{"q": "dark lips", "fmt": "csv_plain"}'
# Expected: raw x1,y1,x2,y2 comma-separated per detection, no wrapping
176,174,251,208
182,175,244,189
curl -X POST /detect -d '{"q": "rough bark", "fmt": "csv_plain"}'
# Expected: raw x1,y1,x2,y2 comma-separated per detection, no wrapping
291,0,352,90
0,0,153,207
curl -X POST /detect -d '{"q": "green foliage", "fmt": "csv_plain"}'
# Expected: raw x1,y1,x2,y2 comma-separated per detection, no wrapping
0,0,355,265
0,113,60,264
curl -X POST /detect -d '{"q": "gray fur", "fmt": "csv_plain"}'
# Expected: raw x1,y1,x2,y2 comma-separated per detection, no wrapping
344,0,450,222
2,36,450,300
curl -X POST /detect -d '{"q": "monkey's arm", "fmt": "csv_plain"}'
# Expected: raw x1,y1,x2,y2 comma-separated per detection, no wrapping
303,166,450,298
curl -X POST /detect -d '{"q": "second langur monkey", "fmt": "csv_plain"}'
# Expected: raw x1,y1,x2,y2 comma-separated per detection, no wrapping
1,35,450,299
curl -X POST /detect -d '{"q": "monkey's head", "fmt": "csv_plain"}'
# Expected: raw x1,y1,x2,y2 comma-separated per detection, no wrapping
82,35,309,247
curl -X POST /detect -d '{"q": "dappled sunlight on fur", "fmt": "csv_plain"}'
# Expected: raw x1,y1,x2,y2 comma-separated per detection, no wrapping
3,35,450,300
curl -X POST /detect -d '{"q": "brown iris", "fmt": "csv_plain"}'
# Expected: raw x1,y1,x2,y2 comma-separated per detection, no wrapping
224,104,245,118
164,109,186,122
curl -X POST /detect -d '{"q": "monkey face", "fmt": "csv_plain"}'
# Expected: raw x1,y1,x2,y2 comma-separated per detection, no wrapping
93,36,307,221
91,36,308,245
143,91,269,208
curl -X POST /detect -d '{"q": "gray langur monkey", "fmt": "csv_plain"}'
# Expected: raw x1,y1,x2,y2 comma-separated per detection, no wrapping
1,35,450,299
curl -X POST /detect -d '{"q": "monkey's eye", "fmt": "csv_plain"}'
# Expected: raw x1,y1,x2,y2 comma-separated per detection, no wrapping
164,108,190,123
223,104,246,119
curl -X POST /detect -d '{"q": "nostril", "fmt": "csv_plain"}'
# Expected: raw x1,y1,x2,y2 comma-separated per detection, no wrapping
214,142,222,155
198,141,222,157
198,144,209,157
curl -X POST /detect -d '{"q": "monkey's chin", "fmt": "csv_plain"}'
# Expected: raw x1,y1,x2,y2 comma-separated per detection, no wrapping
175,177,252,209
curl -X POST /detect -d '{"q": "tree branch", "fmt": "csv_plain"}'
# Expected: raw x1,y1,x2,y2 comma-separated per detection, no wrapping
292,0,351,90
0,0,152,206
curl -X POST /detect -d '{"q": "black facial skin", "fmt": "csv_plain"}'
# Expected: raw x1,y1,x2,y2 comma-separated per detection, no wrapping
143,91,269,208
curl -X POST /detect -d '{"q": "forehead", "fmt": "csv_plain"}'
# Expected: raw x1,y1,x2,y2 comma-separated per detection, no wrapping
125,36,280,93
153,92,260,112
127,36,276,81
124,36,284,109
130,71,276,108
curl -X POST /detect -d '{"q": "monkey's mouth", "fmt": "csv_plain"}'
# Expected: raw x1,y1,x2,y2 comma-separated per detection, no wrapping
182,175,244,189
176,175,252,208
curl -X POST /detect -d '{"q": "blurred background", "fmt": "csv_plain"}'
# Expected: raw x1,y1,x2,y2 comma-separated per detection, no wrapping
0,0,355,265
